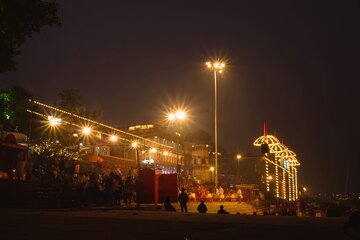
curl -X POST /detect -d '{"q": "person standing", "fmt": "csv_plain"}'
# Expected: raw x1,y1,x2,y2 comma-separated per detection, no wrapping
237,188,243,204
178,188,189,213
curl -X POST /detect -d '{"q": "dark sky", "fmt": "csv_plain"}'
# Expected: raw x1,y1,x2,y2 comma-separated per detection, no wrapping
1,0,359,195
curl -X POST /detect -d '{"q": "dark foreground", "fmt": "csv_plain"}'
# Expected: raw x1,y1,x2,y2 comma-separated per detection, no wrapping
0,208,347,240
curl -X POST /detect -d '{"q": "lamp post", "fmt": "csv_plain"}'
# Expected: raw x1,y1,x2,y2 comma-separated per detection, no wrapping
168,110,186,176
209,166,215,184
132,141,140,168
206,61,225,188
236,154,242,180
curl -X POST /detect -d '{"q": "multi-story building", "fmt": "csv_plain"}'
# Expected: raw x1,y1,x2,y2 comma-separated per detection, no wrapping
127,123,185,174
127,123,214,184
189,144,212,184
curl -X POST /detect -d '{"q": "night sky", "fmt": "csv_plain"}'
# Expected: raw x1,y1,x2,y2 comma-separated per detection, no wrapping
1,0,359,195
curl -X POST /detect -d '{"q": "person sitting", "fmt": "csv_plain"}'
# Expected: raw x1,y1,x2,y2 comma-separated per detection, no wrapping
197,201,208,213
164,196,176,212
217,205,229,214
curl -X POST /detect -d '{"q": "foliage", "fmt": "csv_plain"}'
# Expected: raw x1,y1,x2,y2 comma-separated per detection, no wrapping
33,139,85,162
0,0,61,72
0,86,34,132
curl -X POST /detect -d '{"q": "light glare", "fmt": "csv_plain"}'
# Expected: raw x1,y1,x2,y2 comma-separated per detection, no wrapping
175,110,186,120
83,127,91,135
48,116,61,126
168,113,176,121
110,135,118,142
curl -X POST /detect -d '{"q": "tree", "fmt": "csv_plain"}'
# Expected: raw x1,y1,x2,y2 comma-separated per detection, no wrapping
33,139,86,184
33,139,85,162
0,86,34,133
0,0,61,72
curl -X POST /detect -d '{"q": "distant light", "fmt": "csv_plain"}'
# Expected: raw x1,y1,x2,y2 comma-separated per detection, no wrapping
79,143,83,147
214,62,220,68
55,140,59,144
150,148,157,153
268,175,273,180
236,154,242,160
73,133,78,137
48,116,61,126
163,151,169,156
209,167,215,172
110,135,118,142
82,127,91,135
303,187,307,192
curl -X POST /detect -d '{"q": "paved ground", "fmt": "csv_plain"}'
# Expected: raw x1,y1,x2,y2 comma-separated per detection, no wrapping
0,208,347,240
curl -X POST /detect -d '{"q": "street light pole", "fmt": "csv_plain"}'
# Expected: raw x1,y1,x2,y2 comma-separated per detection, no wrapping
167,110,186,178
175,131,181,178
214,69,218,188
206,61,225,188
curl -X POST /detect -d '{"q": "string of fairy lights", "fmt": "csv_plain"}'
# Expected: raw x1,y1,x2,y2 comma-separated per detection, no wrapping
27,99,174,152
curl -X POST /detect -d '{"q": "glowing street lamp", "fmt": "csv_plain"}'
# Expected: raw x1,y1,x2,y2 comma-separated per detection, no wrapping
168,110,187,122
110,135,118,142
82,127,91,135
175,110,186,120
131,141,138,148
48,116,61,127
168,113,176,121
206,60,225,187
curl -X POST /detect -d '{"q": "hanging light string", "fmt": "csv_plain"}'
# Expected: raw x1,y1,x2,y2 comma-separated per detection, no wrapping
28,99,173,149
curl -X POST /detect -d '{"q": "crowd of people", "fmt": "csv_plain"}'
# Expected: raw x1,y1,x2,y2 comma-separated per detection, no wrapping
60,169,138,207
181,183,244,203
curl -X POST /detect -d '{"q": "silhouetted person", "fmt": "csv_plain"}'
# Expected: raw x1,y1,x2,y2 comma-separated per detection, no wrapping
197,201,208,213
164,196,176,212
178,188,189,213
217,205,229,214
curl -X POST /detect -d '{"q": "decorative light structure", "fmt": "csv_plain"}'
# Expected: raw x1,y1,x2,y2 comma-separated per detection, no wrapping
253,122,282,193
253,122,301,202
